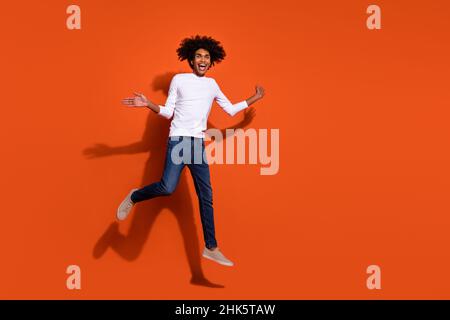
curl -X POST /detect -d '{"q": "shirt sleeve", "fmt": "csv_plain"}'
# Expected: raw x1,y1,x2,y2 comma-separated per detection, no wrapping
214,80,249,117
158,75,178,119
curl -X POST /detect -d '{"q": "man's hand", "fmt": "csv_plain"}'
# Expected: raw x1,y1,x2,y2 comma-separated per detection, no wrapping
255,85,265,100
121,92,149,107
246,85,265,107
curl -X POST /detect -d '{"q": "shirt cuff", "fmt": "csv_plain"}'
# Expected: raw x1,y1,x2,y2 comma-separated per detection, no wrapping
234,100,249,114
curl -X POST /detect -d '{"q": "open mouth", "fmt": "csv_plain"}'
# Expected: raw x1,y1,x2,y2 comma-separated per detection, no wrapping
198,64,207,71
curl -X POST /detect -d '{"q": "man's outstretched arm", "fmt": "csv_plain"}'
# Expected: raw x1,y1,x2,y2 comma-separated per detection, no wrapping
121,75,178,119
215,81,265,116
121,92,162,114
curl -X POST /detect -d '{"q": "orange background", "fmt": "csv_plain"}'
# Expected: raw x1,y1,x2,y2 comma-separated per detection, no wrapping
1,0,450,299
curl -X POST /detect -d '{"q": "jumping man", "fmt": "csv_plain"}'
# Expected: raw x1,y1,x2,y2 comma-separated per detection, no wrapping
118,35,265,267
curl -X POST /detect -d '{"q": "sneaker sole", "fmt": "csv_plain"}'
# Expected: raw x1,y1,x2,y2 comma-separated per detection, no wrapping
202,252,234,267
116,189,138,221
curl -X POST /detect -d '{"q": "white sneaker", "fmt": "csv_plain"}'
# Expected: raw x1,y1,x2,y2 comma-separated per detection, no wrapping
202,247,234,267
116,188,138,221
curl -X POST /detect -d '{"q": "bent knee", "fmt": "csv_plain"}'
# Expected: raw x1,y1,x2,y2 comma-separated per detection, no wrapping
160,181,177,195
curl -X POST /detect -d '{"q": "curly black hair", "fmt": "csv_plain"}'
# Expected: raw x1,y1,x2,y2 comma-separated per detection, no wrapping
176,35,226,69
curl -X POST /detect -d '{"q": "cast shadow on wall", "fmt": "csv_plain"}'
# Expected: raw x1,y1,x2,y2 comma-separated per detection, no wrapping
83,72,255,288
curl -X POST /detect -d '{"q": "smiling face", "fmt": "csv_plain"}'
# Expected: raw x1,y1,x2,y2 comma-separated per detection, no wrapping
190,48,211,77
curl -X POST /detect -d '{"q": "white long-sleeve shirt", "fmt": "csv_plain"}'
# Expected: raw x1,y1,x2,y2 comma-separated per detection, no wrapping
158,72,249,138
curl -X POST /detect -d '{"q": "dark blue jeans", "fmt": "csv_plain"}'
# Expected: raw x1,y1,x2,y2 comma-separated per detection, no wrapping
130,136,217,249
